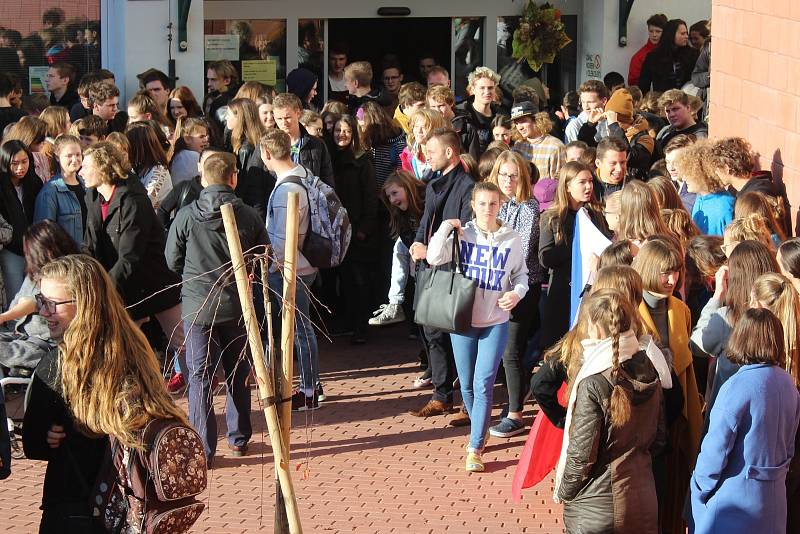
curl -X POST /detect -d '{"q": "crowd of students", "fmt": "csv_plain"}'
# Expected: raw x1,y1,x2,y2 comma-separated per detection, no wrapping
0,10,798,534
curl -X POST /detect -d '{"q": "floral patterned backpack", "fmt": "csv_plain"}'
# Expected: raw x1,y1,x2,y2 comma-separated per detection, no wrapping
91,419,207,534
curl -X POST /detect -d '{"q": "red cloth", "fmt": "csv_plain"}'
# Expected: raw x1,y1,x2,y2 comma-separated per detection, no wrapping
511,383,567,503
628,41,657,87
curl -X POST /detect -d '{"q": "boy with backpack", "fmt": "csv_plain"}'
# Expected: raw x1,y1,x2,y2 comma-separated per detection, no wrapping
166,151,269,461
261,129,341,411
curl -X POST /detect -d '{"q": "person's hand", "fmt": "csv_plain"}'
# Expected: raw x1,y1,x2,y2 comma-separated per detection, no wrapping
498,291,521,311
604,110,618,124
410,242,428,261
713,265,729,301
443,219,464,236
588,253,600,274
47,425,66,449
587,108,604,124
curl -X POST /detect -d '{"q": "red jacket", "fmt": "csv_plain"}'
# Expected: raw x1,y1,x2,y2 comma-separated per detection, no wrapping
628,41,656,87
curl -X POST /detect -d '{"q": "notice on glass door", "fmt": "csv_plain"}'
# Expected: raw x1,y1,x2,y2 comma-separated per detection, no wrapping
242,59,277,86
204,34,240,61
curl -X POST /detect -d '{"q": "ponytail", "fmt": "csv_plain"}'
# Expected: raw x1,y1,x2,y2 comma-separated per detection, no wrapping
753,273,800,387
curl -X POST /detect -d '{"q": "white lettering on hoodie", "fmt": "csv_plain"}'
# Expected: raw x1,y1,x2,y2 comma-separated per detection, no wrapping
426,219,529,328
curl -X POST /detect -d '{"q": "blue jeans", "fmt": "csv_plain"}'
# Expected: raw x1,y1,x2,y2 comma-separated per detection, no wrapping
450,322,510,450
269,271,320,393
0,249,24,308
388,238,410,305
185,321,252,459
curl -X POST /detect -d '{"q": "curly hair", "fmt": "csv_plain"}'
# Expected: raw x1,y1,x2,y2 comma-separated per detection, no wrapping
673,140,725,193
84,141,131,184
467,66,500,88
709,137,755,179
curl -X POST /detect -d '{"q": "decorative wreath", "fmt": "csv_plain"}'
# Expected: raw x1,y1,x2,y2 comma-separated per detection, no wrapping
511,1,572,72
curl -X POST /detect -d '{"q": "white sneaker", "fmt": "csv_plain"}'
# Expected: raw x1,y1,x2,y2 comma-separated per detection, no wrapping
368,303,405,326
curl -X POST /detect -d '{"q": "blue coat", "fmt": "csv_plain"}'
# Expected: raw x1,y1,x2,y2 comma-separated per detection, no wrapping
689,363,800,534
33,175,84,246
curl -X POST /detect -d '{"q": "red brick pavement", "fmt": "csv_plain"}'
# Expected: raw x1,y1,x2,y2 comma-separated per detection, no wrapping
1,324,564,533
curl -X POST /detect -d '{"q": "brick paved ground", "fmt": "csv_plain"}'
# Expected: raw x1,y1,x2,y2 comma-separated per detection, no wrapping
1,323,564,533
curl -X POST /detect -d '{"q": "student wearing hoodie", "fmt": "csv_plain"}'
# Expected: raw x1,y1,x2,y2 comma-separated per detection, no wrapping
166,151,268,462
426,181,528,472
576,88,655,181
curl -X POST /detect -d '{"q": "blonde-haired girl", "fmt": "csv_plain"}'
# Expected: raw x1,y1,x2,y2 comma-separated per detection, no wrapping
554,288,665,533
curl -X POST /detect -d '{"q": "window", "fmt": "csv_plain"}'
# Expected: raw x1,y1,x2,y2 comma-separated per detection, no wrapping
0,4,101,111
203,19,287,95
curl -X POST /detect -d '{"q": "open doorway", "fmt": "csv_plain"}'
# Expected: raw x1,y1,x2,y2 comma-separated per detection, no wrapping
328,17,451,88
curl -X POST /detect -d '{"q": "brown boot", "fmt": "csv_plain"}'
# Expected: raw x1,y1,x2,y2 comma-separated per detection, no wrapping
409,399,453,417
448,404,471,427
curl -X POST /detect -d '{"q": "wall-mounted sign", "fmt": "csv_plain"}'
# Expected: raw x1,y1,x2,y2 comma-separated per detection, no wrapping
584,53,601,79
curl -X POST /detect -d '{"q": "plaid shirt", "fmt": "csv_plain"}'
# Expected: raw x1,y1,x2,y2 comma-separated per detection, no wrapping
513,135,565,180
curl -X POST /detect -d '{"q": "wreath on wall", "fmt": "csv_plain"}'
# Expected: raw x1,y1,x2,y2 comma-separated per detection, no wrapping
511,1,572,72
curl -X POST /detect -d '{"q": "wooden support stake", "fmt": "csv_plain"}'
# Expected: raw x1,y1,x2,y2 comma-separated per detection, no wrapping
221,202,302,534
275,190,300,533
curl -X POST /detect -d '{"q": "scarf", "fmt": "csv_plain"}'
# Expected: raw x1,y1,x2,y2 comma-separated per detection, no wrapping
553,331,671,502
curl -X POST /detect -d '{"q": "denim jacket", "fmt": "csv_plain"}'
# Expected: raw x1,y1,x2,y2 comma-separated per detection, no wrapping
33,174,84,245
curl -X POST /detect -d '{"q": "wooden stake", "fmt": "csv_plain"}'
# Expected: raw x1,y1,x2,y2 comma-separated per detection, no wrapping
221,202,302,534
274,190,300,533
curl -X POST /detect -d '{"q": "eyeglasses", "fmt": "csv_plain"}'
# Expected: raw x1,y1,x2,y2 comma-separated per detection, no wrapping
497,171,519,180
35,293,76,314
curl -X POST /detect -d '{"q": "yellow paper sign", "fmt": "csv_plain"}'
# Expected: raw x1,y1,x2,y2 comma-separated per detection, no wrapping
242,60,277,86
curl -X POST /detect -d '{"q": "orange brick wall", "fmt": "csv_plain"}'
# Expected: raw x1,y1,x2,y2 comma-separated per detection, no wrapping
0,1,99,36
710,0,800,226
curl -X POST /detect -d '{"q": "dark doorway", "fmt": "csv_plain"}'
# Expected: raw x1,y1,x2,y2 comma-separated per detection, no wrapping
329,17,451,86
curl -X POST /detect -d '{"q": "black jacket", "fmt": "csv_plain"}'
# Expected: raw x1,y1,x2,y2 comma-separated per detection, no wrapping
0,170,42,255
234,141,274,221
166,184,268,325
83,178,181,320
638,46,700,93
530,357,568,428
22,349,108,530
538,207,610,348
296,124,334,187
454,100,505,159
157,175,203,230
49,89,81,111
331,149,378,261
346,87,393,115
414,162,477,245
205,83,241,134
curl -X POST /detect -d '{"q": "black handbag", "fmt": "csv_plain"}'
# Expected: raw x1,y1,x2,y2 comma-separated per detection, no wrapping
414,229,477,334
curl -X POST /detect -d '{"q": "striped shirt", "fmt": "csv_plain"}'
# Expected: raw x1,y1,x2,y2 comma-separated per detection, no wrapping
371,134,407,188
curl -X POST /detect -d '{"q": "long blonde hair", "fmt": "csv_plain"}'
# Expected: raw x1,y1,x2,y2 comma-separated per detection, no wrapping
228,98,266,154
617,180,671,242
752,272,800,387
41,255,188,449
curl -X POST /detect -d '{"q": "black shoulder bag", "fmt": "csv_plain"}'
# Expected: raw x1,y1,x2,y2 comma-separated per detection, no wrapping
413,229,477,334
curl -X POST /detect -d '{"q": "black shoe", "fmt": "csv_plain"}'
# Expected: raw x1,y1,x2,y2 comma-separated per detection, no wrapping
291,390,319,411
